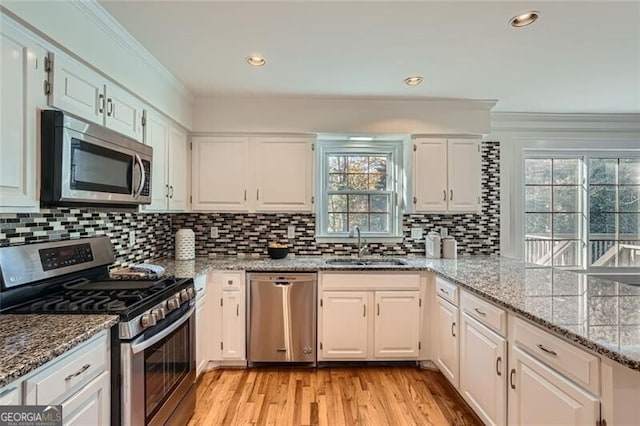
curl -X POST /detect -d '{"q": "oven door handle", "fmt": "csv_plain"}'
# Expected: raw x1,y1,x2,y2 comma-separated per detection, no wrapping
130,306,194,354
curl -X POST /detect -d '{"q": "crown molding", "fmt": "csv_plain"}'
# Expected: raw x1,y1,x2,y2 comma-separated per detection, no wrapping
71,0,193,103
491,112,640,134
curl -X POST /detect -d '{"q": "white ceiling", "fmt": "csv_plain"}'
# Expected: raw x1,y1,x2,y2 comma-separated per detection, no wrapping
99,1,640,113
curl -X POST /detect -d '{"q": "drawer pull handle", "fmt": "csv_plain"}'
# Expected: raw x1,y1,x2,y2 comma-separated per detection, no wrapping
509,368,516,389
451,321,456,337
0,387,17,398
537,344,557,356
439,288,450,295
474,307,487,316
65,363,91,381
496,356,502,376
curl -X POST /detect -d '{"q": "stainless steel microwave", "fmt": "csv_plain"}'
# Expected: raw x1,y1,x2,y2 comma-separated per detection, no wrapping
40,110,152,207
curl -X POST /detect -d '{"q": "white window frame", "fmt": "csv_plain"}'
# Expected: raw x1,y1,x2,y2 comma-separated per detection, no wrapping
315,140,404,241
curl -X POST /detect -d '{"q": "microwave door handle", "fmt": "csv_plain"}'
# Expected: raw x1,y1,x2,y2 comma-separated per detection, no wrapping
134,154,146,198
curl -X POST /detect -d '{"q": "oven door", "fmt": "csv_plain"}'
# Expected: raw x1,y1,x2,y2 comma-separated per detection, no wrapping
121,306,196,426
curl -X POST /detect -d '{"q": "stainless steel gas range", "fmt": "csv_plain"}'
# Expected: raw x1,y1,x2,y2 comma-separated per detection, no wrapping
0,236,196,426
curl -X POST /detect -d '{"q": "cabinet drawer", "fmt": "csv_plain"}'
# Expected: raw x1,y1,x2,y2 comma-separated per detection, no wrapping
24,331,108,405
435,277,458,306
511,317,599,395
322,273,420,291
461,290,506,336
221,272,244,291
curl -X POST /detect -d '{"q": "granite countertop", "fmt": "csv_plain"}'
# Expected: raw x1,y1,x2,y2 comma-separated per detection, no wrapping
0,314,118,388
150,255,640,372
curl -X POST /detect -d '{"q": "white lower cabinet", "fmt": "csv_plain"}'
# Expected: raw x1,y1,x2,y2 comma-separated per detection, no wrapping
434,295,459,388
508,346,599,425
460,313,506,426
194,273,212,377
61,371,110,426
318,273,423,362
221,290,246,360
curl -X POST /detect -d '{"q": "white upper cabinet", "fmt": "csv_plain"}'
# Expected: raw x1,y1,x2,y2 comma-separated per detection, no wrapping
50,53,145,142
254,136,314,211
142,110,188,212
0,18,48,212
192,135,314,212
413,137,481,213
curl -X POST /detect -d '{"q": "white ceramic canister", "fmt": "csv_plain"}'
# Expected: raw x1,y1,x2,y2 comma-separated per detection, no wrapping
425,232,442,258
175,228,195,260
442,236,458,259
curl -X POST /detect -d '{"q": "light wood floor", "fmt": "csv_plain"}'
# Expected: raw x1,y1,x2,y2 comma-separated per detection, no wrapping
188,366,482,426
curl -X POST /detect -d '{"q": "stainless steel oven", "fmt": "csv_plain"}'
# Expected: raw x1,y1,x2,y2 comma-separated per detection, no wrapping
40,109,152,207
121,304,196,426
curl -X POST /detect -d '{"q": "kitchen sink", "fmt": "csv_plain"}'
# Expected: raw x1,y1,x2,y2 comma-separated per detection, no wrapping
325,258,408,266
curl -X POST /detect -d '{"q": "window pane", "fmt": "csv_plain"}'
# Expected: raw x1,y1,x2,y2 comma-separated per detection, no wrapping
348,194,368,212
525,240,552,264
620,213,640,238
347,156,368,173
327,213,347,233
552,240,582,267
328,174,346,191
346,174,368,190
590,186,617,212
525,186,551,212
328,194,347,212
590,213,616,235
620,186,640,212
525,159,551,184
553,213,580,238
591,240,616,266
553,187,580,212
619,241,640,266
328,156,347,174
370,195,388,212
619,159,640,184
589,159,617,184
368,156,387,174
368,174,387,190
526,214,551,238
370,214,389,232
553,159,580,184
349,214,368,231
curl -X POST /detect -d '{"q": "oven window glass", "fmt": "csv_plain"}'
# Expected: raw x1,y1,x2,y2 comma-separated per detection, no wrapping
144,319,191,422
71,138,132,194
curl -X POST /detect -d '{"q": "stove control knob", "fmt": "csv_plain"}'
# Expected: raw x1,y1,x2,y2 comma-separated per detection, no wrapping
167,297,180,311
152,308,165,321
179,289,190,303
141,312,157,329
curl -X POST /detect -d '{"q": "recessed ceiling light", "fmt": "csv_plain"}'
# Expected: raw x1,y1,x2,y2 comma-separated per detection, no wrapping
348,136,374,141
404,76,423,86
510,11,540,28
246,55,266,66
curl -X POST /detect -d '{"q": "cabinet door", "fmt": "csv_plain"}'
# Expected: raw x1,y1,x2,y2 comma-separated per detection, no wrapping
319,291,369,360
413,138,448,212
167,126,189,211
51,53,106,125
434,296,459,388
447,139,481,212
374,291,420,359
460,313,506,426
196,295,208,377
192,136,249,211
104,84,145,142
142,112,169,211
222,291,246,360
0,20,46,212
508,346,599,426
254,136,314,212
61,371,110,426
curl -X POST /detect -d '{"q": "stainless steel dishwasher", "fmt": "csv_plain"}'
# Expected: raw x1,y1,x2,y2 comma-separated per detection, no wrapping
247,273,317,366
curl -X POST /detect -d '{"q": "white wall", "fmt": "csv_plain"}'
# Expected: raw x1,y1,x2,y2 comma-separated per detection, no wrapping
1,1,193,129
193,96,495,135
489,113,640,259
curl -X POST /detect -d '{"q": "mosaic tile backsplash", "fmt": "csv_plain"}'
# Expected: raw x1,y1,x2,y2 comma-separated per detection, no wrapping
172,142,500,257
0,209,171,268
0,142,499,260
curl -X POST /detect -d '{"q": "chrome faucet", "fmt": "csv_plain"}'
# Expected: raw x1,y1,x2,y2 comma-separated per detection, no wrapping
349,225,369,257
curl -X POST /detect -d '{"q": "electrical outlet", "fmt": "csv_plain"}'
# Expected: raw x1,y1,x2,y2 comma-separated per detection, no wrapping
128,230,136,247
210,227,218,238
411,227,423,240
287,225,296,239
